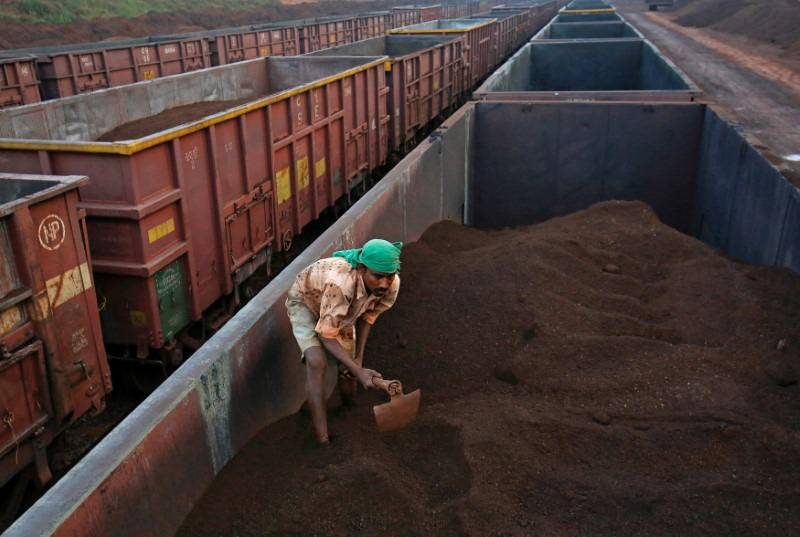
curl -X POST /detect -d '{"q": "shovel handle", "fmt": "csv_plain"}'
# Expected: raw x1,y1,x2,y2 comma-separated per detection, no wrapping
372,377,403,396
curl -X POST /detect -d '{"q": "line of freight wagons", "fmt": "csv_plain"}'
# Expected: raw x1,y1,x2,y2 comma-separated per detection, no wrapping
0,1,558,525
0,1,505,106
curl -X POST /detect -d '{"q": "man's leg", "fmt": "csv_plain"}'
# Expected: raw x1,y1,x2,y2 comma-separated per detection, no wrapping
338,340,360,406
304,346,330,444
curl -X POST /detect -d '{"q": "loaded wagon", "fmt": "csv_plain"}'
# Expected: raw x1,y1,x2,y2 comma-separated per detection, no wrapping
0,55,389,369
6,98,797,537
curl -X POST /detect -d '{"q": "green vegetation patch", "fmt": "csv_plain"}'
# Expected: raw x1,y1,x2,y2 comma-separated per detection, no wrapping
6,0,278,23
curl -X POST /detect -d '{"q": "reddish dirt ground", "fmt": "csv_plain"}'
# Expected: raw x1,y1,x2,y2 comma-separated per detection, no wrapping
614,0,800,182
177,201,800,536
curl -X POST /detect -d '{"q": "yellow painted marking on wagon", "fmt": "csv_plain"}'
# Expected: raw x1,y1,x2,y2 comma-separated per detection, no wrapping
315,158,326,178
0,58,389,156
260,47,269,56
389,19,497,34
142,69,156,80
30,292,50,321
130,310,148,328
45,262,92,310
297,157,310,191
80,262,92,290
276,167,291,204
560,8,617,12
147,218,175,243
0,306,22,335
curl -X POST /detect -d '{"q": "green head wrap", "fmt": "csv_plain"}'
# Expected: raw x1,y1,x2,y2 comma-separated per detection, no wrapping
333,239,402,273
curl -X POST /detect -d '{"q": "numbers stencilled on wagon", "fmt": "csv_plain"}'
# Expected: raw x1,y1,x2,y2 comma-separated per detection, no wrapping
185,146,199,170
296,96,304,125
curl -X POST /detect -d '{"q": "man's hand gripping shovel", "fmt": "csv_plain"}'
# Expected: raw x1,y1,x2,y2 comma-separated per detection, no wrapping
371,377,420,433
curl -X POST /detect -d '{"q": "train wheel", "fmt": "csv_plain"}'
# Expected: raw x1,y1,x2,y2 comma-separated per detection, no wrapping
122,361,168,394
281,230,293,251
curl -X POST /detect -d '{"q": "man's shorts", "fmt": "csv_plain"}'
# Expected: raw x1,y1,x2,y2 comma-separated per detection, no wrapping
285,290,357,377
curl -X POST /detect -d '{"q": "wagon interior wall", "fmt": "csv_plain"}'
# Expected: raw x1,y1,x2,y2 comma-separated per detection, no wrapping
538,21,642,39
306,35,456,57
469,102,704,232
478,39,692,93
554,11,622,23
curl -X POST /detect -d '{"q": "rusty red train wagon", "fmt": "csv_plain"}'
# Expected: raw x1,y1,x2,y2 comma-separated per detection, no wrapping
389,8,420,29
0,55,41,109
473,8,532,60
441,2,469,19
26,36,211,100
391,18,500,89
309,35,464,154
297,16,358,53
0,55,388,365
354,12,394,41
462,0,484,15
204,22,301,65
392,5,444,23
506,0,560,36
0,172,111,507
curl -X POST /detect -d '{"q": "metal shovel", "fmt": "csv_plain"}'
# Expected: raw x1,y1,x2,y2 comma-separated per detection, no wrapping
371,377,421,433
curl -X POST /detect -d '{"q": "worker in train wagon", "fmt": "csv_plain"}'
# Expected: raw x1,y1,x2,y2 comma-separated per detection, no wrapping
285,238,402,445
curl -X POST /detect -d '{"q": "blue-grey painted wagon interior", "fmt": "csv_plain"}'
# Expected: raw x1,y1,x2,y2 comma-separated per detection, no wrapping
468,102,799,272
555,12,622,22
535,21,642,39
563,1,613,8
395,18,494,30
7,99,797,536
0,56,384,141
478,39,691,92
0,176,60,206
305,34,457,57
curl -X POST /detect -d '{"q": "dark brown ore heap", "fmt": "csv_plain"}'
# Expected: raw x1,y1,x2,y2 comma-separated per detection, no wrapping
178,200,800,536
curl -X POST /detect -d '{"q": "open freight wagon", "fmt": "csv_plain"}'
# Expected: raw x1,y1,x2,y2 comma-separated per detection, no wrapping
0,56,41,109
7,36,212,100
0,54,389,368
0,173,111,523
6,98,797,537
307,35,464,153
533,19,643,39
390,18,501,89
474,36,701,101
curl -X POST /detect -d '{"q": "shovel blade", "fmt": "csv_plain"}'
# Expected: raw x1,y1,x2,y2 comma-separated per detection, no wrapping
373,389,421,433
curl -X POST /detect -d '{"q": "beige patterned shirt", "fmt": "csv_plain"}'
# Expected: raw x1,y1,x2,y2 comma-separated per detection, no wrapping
289,257,400,344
